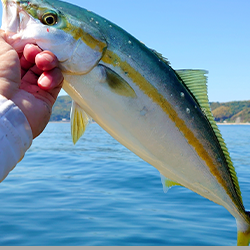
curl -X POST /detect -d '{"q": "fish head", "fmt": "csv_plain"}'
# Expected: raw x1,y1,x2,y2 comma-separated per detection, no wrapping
1,0,107,74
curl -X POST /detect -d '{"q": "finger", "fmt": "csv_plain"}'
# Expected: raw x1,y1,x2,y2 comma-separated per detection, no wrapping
0,30,6,41
21,44,43,77
38,68,64,97
23,44,42,64
21,65,45,85
22,64,44,82
35,51,59,71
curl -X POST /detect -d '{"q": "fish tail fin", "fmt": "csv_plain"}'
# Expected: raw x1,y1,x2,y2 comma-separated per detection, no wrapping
237,214,250,246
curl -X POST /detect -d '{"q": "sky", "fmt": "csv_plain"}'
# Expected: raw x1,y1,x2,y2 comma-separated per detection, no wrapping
0,0,250,102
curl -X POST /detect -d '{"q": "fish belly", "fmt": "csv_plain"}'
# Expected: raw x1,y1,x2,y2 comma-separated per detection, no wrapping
62,70,235,212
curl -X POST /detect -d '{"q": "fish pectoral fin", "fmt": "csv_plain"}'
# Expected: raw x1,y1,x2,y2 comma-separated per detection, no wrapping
160,173,182,193
100,65,136,98
70,101,92,144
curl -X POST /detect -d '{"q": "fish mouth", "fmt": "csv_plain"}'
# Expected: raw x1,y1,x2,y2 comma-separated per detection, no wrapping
2,0,20,33
1,0,36,52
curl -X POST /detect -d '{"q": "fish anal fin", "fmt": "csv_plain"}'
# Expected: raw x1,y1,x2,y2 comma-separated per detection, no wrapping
70,101,92,145
160,173,182,193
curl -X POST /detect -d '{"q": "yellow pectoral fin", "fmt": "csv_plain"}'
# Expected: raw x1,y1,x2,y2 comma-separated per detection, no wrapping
70,101,92,144
101,65,136,98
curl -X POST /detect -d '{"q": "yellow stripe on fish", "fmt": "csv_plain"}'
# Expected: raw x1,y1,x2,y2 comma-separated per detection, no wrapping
62,22,107,53
102,49,243,209
3,0,250,245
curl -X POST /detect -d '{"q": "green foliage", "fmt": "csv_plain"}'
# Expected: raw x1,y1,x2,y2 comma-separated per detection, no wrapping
50,96,250,123
50,95,72,121
212,106,233,122
210,100,250,123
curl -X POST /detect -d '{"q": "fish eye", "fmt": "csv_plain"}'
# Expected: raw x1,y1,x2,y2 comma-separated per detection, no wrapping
41,13,58,26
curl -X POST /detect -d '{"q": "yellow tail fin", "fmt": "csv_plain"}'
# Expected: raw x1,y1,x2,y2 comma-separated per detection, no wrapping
237,230,250,246
237,217,250,246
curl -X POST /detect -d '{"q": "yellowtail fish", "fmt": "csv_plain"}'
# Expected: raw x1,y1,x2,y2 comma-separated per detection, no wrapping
1,0,250,245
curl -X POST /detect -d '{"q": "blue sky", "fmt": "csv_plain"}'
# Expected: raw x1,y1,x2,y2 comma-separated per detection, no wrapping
1,0,250,102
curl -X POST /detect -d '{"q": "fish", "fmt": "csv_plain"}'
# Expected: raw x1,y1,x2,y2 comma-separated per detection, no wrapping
1,0,250,245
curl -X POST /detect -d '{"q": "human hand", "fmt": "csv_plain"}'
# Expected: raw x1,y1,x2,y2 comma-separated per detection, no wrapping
0,31,64,138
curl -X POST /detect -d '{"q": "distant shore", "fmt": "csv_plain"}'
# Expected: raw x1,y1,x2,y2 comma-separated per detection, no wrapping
217,123,250,125
49,121,250,126
49,121,70,123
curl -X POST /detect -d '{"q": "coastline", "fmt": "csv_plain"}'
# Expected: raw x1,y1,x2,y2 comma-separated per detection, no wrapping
49,121,250,125
49,121,70,123
217,123,250,125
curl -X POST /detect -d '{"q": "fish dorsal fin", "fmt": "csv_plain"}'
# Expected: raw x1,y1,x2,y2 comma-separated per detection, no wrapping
160,173,182,193
175,69,209,111
70,101,92,145
175,69,243,204
150,49,171,65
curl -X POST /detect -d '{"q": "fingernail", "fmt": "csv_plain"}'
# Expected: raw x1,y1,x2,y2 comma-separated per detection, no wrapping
41,53,54,63
38,75,51,88
25,44,33,49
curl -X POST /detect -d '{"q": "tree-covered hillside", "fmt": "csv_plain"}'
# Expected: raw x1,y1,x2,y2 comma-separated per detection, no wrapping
50,96,250,123
50,95,71,121
210,100,250,123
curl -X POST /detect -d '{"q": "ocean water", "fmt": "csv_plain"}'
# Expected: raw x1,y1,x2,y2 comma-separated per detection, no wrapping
0,123,250,246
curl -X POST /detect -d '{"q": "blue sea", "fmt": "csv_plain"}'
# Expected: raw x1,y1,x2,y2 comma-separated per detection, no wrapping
0,123,250,246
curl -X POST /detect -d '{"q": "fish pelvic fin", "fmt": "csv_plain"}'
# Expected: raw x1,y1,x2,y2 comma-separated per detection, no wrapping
237,216,250,246
70,101,92,144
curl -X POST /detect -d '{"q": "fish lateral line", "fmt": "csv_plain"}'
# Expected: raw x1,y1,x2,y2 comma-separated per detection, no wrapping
3,0,250,245
102,49,243,209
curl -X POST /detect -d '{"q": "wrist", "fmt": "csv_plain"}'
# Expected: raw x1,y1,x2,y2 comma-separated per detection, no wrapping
11,90,51,138
0,94,33,182
0,94,33,151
